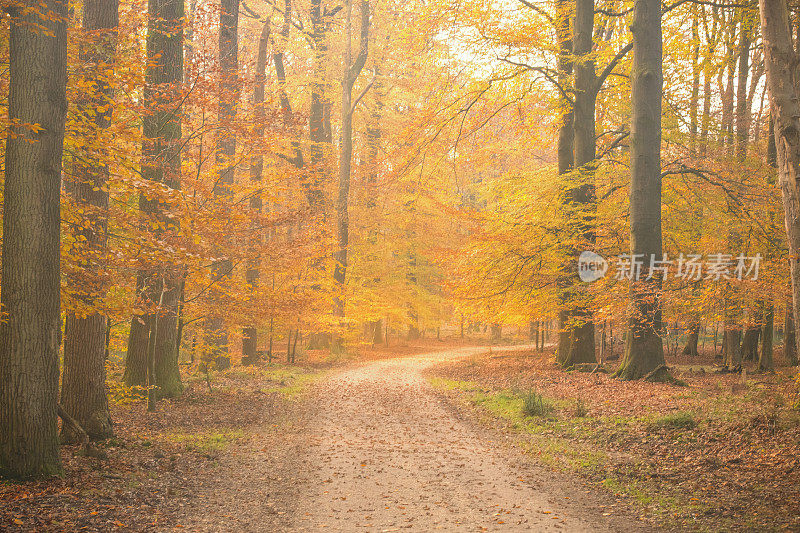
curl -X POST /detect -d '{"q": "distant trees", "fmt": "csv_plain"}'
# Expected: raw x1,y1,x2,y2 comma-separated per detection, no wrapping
0,0,69,478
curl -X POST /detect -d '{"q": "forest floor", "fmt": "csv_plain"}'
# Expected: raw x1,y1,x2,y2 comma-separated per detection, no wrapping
1,342,797,531
428,347,800,532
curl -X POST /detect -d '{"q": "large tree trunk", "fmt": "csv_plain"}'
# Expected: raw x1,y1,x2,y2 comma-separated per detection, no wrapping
242,20,271,365
204,0,240,370
124,0,184,398
757,119,779,371
700,8,716,156
0,0,68,479
723,326,743,369
689,6,700,157
334,0,370,317
558,0,597,369
554,0,575,365
759,0,800,366
616,0,668,380
61,0,118,443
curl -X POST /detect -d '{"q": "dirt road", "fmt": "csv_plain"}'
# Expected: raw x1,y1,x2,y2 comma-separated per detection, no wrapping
179,346,654,532
290,347,652,532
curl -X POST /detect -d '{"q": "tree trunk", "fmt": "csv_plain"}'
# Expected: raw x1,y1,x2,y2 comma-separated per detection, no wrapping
555,0,575,365
559,0,597,369
735,15,752,159
616,0,668,380
759,303,774,371
760,0,800,367
785,306,798,365
308,0,330,212
721,13,737,149
205,0,240,370
61,0,118,443
689,6,699,157
334,0,370,317
0,0,68,478
124,0,184,398
723,326,743,370
700,8,716,156
372,319,384,344
242,20,271,366
741,325,760,361
682,322,700,357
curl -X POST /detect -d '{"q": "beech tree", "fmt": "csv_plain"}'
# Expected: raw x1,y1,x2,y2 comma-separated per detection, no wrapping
242,19,271,365
124,0,185,399
0,0,69,478
61,0,119,442
334,0,370,317
759,0,800,359
615,0,669,380
204,0,240,370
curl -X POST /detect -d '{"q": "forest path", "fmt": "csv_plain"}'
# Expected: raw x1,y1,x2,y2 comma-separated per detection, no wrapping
177,346,655,532
287,346,653,532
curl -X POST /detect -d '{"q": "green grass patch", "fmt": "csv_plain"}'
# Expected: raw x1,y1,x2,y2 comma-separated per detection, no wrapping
163,429,246,455
255,365,323,397
646,411,697,431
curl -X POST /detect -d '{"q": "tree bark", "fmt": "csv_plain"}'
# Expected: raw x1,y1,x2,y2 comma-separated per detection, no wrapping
682,322,700,357
616,0,668,380
555,0,575,365
61,0,118,443
124,0,184,398
334,0,369,317
689,6,700,157
559,0,598,368
307,0,330,212
735,14,752,159
723,326,743,369
759,304,774,370
242,20,271,365
205,0,240,370
741,325,760,361
785,306,798,365
0,0,68,478
759,0,800,366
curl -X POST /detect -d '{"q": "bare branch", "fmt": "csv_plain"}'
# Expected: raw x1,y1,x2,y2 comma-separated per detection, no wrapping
593,41,633,94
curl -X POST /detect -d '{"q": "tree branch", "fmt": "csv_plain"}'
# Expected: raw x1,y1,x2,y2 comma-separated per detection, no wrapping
514,0,554,24
498,57,573,103
593,41,633,94
350,73,375,116
347,0,370,84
